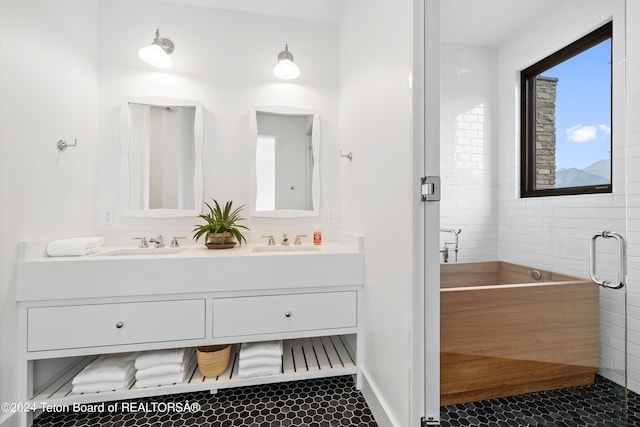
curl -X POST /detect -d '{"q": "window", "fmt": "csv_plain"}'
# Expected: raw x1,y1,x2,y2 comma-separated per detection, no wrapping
520,22,612,197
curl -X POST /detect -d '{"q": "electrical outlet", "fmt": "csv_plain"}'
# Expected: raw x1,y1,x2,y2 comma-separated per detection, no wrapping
328,210,336,223
102,209,114,225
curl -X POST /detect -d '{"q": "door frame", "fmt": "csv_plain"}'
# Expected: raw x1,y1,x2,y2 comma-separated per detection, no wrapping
411,0,441,424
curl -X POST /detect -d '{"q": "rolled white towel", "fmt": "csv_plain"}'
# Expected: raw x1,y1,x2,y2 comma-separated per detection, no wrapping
238,355,282,370
72,353,138,386
135,348,195,370
135,351,196,380
46,236,105,257
239,341,283,360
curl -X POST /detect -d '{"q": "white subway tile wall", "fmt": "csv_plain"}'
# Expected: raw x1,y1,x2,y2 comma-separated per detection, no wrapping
440,44,498,262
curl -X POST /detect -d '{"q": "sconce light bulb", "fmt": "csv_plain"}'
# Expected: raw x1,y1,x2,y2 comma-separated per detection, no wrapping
139,44,173,68
273,44,300,80
139,29,174,68
274,59,300,80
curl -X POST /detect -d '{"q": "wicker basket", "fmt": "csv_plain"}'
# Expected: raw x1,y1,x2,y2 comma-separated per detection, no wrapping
196,344,231,377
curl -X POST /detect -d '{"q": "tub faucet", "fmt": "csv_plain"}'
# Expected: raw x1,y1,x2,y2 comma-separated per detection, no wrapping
440,242,457,263
440,228,462,263
281,234,289,246
440,245,449,263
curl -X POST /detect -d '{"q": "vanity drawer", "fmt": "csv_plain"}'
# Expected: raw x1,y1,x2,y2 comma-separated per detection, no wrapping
28,299,206,352
213,291,357,338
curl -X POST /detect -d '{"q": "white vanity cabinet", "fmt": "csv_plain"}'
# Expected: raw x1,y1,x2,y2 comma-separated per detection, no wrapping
212,291,357,339
16,240,363,427
27,299,206,352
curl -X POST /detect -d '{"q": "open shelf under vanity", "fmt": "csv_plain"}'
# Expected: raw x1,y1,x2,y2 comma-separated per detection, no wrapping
30,336,356,407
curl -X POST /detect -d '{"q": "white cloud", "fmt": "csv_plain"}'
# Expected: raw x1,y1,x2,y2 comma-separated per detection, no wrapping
599,124,611,135
566,125,597,143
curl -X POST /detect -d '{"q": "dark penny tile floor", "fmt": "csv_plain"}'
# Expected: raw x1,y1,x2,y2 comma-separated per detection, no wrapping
32,375,377,427
441,375,640,427
31,374,640,426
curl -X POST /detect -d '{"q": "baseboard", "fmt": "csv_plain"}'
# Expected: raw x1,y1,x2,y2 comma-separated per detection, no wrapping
0,411,18,427
359,367,401,427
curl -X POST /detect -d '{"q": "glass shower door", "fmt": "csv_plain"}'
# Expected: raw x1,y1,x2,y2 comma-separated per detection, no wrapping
436,0,631,424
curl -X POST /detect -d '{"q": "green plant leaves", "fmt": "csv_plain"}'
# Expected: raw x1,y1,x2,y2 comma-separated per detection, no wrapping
192,199,249,245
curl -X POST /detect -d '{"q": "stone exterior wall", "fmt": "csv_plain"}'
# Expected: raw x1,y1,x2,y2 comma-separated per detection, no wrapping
535,76,558,189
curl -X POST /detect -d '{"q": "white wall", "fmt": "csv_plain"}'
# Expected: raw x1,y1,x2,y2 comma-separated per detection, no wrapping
440,44,498,262
0,0,99,423
495,0,634,390
340,0,415,425
96,0,341,238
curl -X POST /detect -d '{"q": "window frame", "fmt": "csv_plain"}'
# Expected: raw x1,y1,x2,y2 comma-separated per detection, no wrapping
520,22,612,198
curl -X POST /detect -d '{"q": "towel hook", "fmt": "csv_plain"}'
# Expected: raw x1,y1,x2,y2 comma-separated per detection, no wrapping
57,138,78,151
340,150,353,162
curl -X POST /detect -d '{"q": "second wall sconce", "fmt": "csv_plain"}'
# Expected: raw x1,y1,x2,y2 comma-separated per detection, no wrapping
138,29,174,68
273,44,301,80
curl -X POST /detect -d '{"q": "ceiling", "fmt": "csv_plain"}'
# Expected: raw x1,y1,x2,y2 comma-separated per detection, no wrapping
156,0,557,47
155,0,346,23
440,0,557,47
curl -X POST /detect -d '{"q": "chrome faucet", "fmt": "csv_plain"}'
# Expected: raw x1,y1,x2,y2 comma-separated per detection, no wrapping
149,235,164,248
281,234,290,246
294,234,308,245
440,228,462,263
132,237,148,248
170,236,185,247
262,235,276,246
440,245,449,263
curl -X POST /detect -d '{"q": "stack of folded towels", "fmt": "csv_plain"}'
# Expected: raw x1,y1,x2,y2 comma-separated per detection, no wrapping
134,348,196,388
46,236,105,257
72,352,138,394
238,340,283,379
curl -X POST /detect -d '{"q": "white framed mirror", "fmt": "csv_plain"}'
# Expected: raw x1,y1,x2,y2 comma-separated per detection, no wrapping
119,96,204,218
249,106,320,218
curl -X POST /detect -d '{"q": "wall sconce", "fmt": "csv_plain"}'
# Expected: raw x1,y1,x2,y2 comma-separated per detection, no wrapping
138,29,174,68
273,44,300,80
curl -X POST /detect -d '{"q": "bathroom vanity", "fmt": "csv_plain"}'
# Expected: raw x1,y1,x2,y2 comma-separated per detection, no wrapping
16,236,363,425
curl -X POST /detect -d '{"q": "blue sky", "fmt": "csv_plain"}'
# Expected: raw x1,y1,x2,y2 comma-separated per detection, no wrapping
544,39,611,170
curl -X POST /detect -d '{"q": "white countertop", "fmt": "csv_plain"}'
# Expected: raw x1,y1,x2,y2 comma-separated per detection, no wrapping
17,233,364,302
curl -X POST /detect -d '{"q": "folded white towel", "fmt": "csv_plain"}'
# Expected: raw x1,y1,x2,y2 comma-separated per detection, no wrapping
46,236,105,257
239,341,283,360
72,371,135,394
72,353,138,386
238,364,281,379
135,348,195,370
135,351,196,380
238,355,282,370
134,356,197,388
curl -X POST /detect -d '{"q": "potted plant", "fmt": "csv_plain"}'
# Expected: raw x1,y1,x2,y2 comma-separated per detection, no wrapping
192,199,249,249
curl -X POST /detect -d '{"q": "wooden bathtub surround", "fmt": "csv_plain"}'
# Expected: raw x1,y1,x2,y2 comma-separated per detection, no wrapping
441,261,599,406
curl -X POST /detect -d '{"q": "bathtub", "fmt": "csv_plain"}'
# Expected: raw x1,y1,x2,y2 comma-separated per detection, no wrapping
440,261,599,406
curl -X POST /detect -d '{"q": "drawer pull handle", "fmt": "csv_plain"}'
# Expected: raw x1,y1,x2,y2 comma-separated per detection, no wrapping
116,321,124,329
285,312,292,318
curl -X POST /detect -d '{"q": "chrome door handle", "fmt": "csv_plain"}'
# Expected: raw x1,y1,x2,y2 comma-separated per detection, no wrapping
589,231,625,289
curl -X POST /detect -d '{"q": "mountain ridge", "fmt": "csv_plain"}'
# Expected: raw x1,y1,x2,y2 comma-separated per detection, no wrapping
556,159,610,188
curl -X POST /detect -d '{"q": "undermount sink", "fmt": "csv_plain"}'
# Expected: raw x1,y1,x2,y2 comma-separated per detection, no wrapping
102,248,188,256
251,245,320,253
